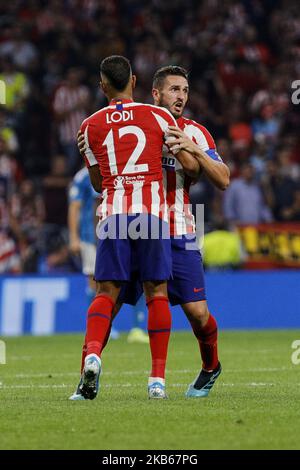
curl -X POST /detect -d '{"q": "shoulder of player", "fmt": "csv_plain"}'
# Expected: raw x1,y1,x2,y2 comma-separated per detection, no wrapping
181,116,215,148
181,116,209,132
82,106,111,125
143,104,176,121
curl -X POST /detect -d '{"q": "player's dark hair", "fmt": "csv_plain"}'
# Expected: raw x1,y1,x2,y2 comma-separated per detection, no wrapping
153,66,189,89
100,55,132,91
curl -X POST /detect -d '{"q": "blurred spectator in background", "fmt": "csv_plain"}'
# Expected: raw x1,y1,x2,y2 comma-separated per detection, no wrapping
37,222,79,274
281,189,300,221
252,103,281,148
0,106,19,153
53,68,90,174
228,104,253,151
262,159,300,221
9,179,45,246
8,179,44,272
0,25,38,72
0,55,29,115
249,140,269,180
0,176,9,230
40,237,77,273
0,229,21,274
42,154,70,228
203,220,243,270
277,148,300,182
189,178,216,232
0,135,22,198
224,163,272,225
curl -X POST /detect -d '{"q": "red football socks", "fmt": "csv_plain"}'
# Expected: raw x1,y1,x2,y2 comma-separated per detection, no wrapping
80,323,112,374
190,313,219,371
85,294,115,357
147,296,172,379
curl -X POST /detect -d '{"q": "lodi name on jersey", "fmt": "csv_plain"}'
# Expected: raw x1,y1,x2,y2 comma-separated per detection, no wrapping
106,110,134,124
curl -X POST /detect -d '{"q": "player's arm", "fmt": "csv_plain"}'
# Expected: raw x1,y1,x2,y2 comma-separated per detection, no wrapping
79,125,103,193
88,165,102,193
171,146,201,178
167,126,230,190
77,130,85,155
159,109,201,178
68,199,81,255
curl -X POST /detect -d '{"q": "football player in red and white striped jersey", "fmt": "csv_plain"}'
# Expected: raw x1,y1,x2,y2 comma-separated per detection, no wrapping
72,56,183,401
150,66,230,397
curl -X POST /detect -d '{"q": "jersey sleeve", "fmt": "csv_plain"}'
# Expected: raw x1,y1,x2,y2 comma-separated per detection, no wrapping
150,106,178,135
159,108,178,129
190,122,223,162
80,119,99,168
149,107,179,155
205,148,223,162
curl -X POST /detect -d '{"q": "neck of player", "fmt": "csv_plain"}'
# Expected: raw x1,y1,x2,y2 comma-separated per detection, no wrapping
109,92,133,102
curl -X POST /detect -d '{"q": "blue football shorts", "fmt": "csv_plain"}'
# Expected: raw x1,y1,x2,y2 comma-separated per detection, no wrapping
94,214,172,282
118,234,206,305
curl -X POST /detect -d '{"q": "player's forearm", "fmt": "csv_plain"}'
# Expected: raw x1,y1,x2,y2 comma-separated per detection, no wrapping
176,150,202,178
68,203,81,242
193,148,230,190
88,165,103,193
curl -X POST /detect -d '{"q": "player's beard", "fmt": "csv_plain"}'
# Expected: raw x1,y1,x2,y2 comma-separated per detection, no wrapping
158,98,184,119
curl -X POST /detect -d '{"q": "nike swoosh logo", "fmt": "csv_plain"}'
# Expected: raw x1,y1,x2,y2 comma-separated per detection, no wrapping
194,287,204,293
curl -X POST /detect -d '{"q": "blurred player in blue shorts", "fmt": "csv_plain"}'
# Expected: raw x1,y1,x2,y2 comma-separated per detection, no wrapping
68,166,99,304
68,166,120,352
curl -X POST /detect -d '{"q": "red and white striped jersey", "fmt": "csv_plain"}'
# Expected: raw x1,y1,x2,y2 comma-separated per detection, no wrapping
53,84,90,144
163,116,222,236
81,98,177,222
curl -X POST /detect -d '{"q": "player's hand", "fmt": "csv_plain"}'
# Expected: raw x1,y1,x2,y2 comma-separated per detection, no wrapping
77,130,86,156
69,238,81,256
166,126,199,155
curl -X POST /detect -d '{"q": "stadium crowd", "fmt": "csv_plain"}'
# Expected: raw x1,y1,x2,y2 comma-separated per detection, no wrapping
0,0,300,273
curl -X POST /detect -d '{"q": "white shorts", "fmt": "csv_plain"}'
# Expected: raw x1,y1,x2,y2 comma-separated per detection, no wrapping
80,241,96,276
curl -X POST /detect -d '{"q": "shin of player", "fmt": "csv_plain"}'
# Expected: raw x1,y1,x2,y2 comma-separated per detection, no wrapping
145,284,172,394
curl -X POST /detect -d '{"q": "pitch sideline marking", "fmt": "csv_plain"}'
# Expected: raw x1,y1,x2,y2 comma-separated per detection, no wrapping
0,382,278,390
4,366,293,380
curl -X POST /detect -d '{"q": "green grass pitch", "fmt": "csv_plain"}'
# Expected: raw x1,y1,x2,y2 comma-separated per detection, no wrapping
0,330,300,450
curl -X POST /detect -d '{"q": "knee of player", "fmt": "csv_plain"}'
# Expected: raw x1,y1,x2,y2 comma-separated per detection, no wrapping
143,281,168,299
185,301,209,322
95,281,122,301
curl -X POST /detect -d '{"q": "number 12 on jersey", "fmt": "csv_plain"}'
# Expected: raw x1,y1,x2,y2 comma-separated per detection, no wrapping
102,126,148,176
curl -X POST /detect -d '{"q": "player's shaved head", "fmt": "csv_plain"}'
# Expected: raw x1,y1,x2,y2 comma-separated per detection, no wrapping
100,55,132,91
153,66,189,90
